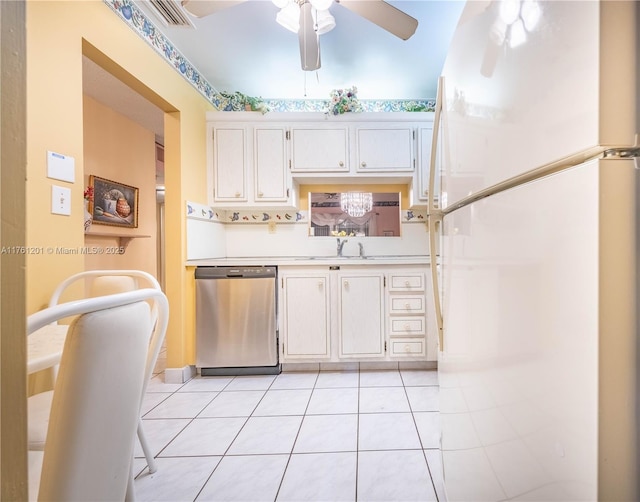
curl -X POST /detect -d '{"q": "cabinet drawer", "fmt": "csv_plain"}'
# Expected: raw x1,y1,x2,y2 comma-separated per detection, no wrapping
389,274,425,291
390,317,425,335
390,339,425,357
389,296,425,314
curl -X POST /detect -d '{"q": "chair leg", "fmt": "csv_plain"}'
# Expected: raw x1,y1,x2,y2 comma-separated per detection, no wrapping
137,419,157,474
126,460,137,502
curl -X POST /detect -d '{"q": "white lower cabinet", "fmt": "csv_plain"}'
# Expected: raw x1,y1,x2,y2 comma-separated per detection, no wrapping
279,265,435,363
280,271,330,359
387,270,427,358
338,272,384,358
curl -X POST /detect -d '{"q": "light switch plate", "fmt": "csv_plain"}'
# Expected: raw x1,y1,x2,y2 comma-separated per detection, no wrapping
51,185,71,215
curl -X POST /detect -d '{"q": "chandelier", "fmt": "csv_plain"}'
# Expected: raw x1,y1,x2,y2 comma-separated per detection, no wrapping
341,192,373,218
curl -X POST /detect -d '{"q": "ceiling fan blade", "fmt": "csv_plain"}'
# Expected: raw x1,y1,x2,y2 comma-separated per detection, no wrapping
337,0,418,40
299,1,321,71
181,0,246,18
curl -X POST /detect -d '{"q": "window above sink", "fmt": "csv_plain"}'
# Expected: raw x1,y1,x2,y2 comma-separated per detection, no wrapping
308,191,401,237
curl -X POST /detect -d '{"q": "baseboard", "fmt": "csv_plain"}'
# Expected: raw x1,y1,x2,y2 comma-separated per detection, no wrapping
164,365,196,384
281,361,437,373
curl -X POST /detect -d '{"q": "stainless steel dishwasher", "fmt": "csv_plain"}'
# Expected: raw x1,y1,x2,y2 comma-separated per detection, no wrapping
195,266,279,375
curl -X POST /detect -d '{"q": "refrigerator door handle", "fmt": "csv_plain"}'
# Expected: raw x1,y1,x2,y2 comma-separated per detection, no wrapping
428,76,445,351
429,214,444,351
428,75,444,218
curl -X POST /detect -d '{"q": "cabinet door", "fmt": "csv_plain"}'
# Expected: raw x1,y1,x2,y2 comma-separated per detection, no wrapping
338,274,384,357
413,125,441,206
356,127,414,171
254,127,289,202
282,274,330,358
213,127,246,201
291,128,349,172
416,126,433,203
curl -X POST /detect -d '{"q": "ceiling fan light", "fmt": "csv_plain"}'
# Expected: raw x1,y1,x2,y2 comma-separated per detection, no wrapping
276,2,300,33
508,18,527,48
314,9,336,34
272,0,290,8
309,0,333,11
499,0,521,25
521,0,541,31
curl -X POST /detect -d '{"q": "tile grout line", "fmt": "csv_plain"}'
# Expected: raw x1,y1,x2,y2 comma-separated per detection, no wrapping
137,369,442,501
272,370,320,501
192,374,282,501
141,376,235,484
401,371,442,502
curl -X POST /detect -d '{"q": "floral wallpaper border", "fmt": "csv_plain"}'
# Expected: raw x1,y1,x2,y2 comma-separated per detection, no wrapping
187,202,426,225
103,0,435,113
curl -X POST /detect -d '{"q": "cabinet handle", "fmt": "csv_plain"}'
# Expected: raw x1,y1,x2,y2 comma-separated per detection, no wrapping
361,161,367,167
339,161,344,167
318,281,323,288
405,303,411,310
404,323,411,331
343,280,349,288
257,191,264,197
235,191,241,198
405,280,411,287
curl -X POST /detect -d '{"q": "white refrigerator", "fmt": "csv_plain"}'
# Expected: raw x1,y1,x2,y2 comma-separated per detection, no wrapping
429,1,639,500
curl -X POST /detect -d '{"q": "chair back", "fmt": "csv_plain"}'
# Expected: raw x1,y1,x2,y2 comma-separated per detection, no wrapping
29,289,168,501
49,269,161,308
89,275,136,296
48,269,165,394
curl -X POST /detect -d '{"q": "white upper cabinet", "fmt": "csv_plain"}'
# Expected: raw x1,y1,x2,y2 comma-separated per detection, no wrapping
355,127,415,172
290,127,349,172
207,112,435,206
254,127,289,202
212,126,247,202
208,121,297,209
410,124,440,208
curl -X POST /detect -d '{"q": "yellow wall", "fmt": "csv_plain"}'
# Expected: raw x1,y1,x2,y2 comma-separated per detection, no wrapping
83,95,157,275
26,0,213,369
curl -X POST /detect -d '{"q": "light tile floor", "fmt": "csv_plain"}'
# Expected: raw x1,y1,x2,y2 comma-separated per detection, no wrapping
133,365,444,502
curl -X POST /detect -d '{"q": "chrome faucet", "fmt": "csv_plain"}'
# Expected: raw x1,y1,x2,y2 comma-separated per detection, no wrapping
336,238,348,257
358,242,365,258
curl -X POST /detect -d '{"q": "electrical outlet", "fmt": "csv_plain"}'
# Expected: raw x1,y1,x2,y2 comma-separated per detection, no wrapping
268,221,276,234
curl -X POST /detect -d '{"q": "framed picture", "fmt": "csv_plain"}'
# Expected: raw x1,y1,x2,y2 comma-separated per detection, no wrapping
89,175,139,228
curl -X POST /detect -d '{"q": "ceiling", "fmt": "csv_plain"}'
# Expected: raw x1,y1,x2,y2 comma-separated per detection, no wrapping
83,0,465,144
135,0,465,100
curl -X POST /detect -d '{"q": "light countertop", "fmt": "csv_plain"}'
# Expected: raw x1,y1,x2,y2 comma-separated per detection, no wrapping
186,255,432,267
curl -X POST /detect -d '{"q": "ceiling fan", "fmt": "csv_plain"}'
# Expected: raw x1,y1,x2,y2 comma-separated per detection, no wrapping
181,0,418,71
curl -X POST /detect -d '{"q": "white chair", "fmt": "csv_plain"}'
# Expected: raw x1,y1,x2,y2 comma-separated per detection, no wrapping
28,270,165,474
27,288,169,501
